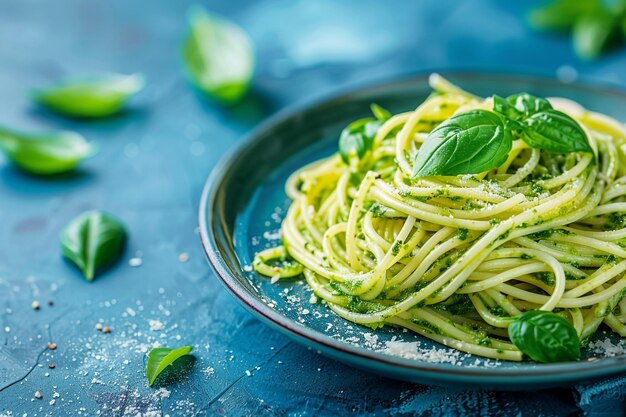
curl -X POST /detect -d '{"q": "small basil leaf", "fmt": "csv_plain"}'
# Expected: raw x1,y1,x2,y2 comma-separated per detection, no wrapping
573,11,617,60
0,127,94,175
529,0,601,32
60,211,126,281
370,103,392,121
338,118,382,164
32,73,145,118
506,93,553,117
522,109,593,154
508,310,580,363
413,110,511,177
182,6,254,104
493,95,522,121
146,346,193,386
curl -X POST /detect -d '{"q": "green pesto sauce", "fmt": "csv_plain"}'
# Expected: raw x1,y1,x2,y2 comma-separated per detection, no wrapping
488,304,508,317
433,295,474,315
343,279,363,292
369,202,388,218
603,212,626,230
412,318,443,335
464,200,484,210
476,336,492,346
534,271,556,286
346,296,387,314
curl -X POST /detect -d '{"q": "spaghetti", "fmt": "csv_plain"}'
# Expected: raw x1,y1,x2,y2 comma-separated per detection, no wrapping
253,74,626,361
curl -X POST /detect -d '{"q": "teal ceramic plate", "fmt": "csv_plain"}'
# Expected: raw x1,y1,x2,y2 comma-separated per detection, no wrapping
199,72,626,388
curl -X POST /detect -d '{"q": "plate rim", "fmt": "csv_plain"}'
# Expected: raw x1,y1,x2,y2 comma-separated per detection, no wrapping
198,70,626,385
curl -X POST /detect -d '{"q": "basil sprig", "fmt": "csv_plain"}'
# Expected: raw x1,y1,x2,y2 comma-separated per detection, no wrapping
413,92,592,178
508,310,580,363
0,127,94,175
182,6,254,104
32,73,145,118
60,211,126,281
493,93,593,154
146,346,193,386
339,103,391,164
413,110,511,177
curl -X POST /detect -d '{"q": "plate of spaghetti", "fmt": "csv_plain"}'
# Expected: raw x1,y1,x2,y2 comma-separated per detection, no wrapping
200,72,626,387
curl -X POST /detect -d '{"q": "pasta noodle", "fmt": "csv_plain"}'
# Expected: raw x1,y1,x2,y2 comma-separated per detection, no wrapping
253,74,626,361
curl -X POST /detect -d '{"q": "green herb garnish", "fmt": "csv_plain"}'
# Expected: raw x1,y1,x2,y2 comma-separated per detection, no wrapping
0,127,93,175
182,6,254,104
508,310,580,363
32,73,145,118
146,346,193,386
522,109,592,153
339,103,391,164
413,93,592,178
494,93,593,154
60,211,126,281
413,110,511,177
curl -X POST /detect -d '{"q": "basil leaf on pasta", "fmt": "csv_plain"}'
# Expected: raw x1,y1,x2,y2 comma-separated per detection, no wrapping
370,103,392,121
413,110,511,177
493,95,522,121
508,311,580,363
505,93,552,118
521,109,593,154
338,118,381,164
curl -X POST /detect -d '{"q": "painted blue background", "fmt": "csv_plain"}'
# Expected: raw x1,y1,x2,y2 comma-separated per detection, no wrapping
1,0,625,415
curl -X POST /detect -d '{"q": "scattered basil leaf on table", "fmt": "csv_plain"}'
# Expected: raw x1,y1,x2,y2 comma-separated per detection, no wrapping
520,109,593,154
182,5,254,104
0,127,94,175
413,110,512,177
528,0,626,59
146,346,193,386
573,11,618,60
60,211,126,281
339,104,390,164
528,0,601,32
508,310,580,363
32,73,145,118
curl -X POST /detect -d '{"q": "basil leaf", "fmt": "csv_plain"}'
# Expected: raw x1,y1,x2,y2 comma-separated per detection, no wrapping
506,93,553,118
32,73,145,118
338,118,381,164
573,11,617,60
413,110,511,177
0,127,94,175
146,346,193,386
521,109,593,154
529,0,601,32
182,6,254,104
492,95,523,121
60,211,126,281
370,103,392,121
508,310,580,363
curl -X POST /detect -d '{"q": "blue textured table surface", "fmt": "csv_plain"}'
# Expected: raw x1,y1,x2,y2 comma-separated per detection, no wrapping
2,1,626,416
